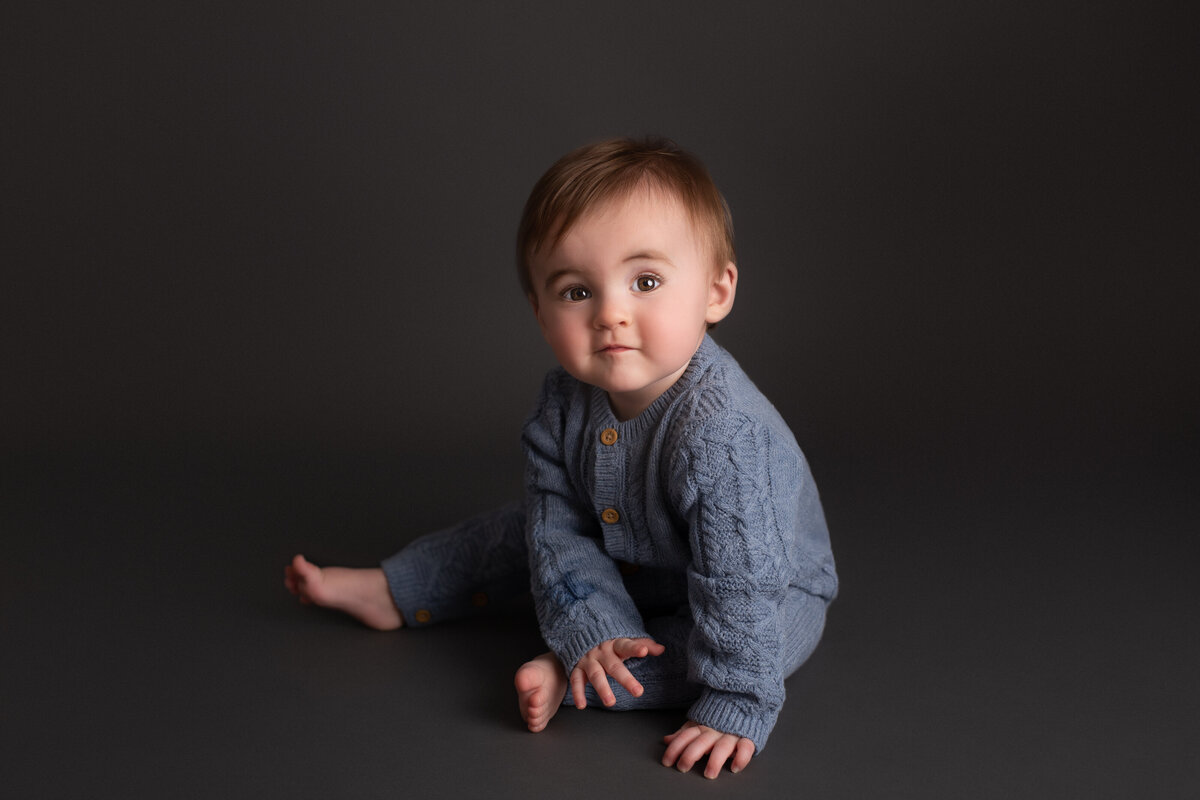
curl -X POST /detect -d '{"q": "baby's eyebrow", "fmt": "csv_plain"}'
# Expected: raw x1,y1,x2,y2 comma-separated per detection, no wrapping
541,268,578,290
623,249,672,264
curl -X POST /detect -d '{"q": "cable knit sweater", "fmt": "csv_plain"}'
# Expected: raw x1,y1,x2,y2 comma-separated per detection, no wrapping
522,334,838,751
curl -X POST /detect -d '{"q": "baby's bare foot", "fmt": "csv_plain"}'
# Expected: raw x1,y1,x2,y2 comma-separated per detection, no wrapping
515,652,568,733
284,554,404,630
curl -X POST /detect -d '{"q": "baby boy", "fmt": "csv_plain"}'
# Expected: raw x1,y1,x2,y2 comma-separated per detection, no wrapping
285,137,838,779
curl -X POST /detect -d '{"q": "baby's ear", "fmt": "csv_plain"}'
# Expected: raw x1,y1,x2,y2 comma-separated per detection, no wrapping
706,261,738,324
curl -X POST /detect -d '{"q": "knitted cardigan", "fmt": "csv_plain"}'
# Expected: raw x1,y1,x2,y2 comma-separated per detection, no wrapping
522,334,838,751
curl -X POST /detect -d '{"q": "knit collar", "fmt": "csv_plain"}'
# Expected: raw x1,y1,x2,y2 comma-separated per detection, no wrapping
590,334,720,437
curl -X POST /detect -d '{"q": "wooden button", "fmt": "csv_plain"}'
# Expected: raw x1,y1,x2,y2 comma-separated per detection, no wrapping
471,592,489,607
601,508,620,524
414,609,432,624
599,428,619,446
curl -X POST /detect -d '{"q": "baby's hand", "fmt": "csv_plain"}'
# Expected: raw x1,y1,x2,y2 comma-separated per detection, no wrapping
569,636,665,708
662,720,755,779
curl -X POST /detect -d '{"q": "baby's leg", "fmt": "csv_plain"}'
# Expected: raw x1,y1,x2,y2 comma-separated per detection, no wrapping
284,554,404,630
381,502,528,627
514,653,569,733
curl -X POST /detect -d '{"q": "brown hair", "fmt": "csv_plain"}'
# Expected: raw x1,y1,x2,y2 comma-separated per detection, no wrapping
516,136,736,296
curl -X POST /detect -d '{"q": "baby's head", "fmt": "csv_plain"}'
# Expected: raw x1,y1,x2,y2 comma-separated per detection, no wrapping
516,136,737,297
516,137,739,420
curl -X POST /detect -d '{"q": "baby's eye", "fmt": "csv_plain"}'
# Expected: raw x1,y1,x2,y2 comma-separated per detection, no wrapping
561,286,591,302
633,275,661,293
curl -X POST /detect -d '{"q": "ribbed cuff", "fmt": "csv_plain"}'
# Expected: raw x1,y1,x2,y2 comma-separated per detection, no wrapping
687,689,777,754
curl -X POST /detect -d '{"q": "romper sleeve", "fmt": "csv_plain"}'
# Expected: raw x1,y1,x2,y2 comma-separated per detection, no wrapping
671,412,832,753
522,376,651,673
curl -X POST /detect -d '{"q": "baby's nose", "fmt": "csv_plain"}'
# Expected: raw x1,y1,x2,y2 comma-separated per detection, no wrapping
593,296,630,328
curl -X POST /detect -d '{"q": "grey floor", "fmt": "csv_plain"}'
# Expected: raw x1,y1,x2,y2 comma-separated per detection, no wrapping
3,437,1196,799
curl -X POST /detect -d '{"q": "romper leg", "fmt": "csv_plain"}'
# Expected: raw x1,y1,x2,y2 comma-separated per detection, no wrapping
380,501,528,626
780,585,829,678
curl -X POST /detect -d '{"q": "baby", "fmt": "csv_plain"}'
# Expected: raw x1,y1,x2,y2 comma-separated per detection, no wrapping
285,137,838,779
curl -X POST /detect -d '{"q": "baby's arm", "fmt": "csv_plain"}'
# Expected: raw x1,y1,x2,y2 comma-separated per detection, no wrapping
523,390,652,670
670,413,833,754
569,636,665,708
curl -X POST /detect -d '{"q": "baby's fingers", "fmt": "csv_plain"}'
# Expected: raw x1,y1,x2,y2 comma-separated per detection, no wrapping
569,667,589,709
604,658,645,700
730,738,755,774
704,736,738,779
674,728,723,774
613,636,665,659
662,724,704,767
583,661,617,706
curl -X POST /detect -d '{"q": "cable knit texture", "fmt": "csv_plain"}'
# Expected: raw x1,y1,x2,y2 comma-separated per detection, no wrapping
522,335,837,752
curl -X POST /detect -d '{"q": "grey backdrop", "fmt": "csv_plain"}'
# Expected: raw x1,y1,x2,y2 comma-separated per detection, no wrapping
4,2,1197,798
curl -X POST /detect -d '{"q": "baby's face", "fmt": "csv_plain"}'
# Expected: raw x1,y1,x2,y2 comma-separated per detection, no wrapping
528,187,736,420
